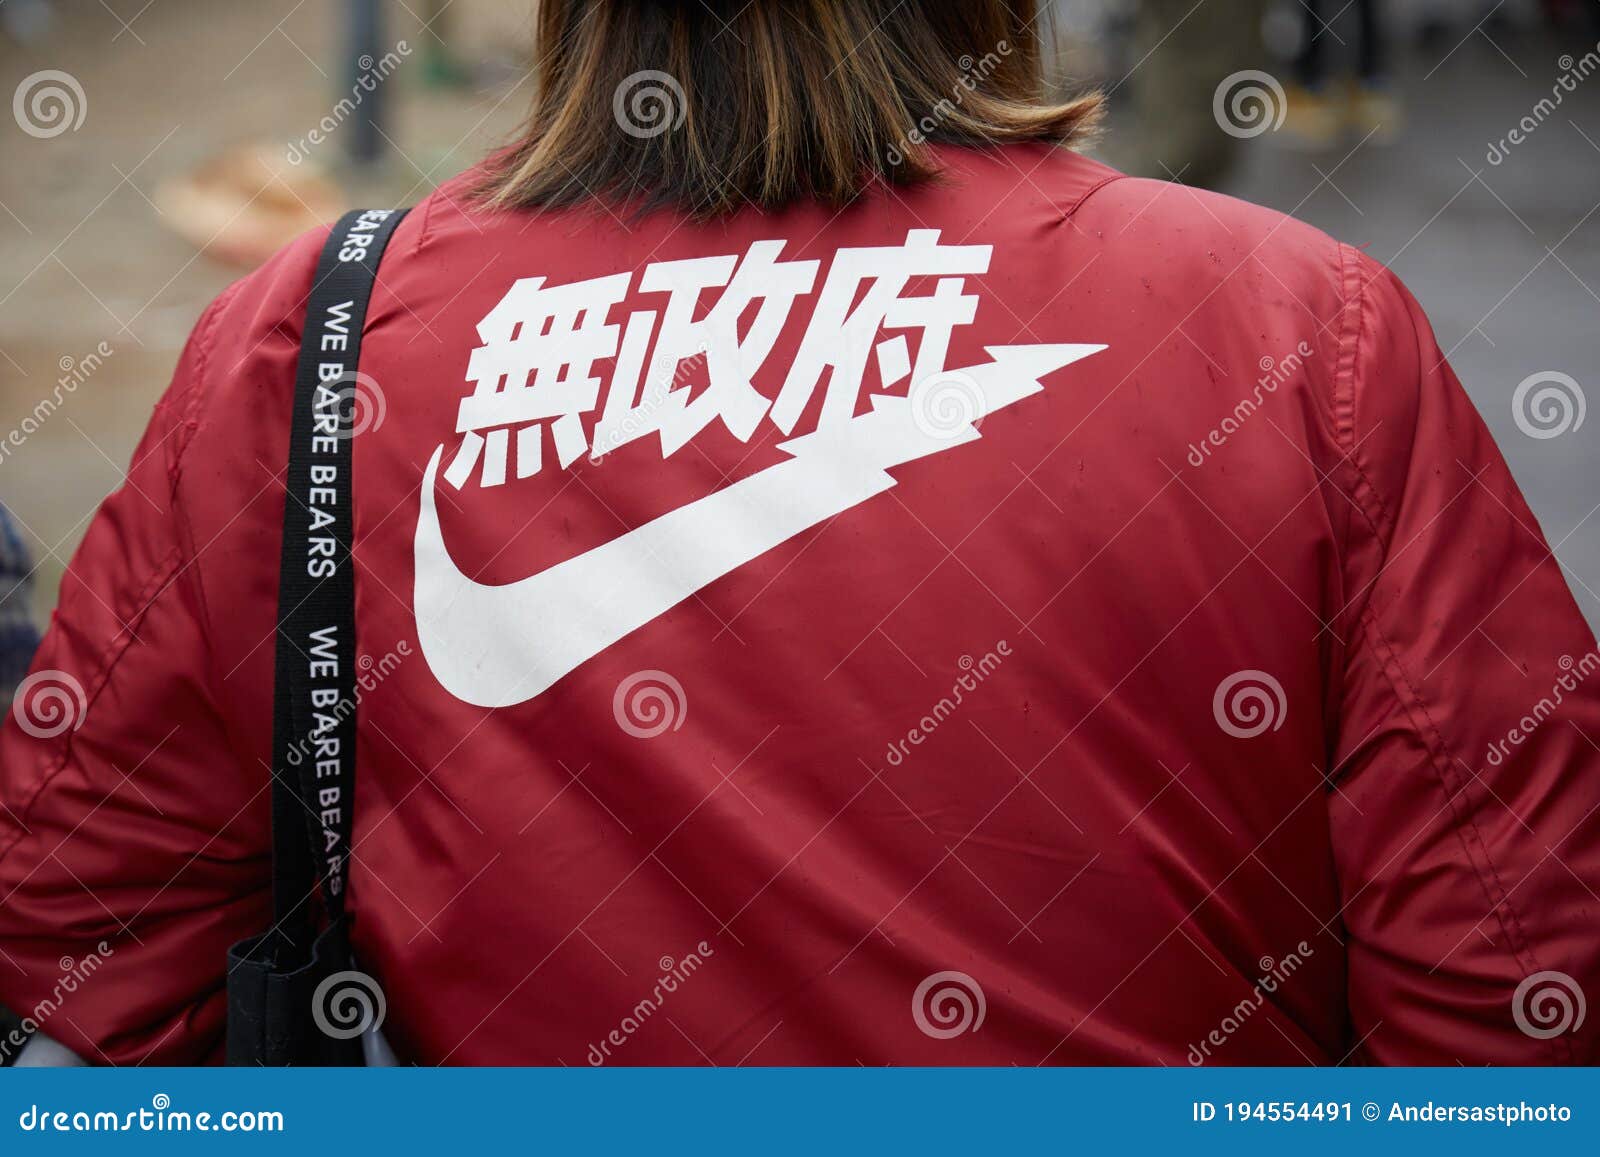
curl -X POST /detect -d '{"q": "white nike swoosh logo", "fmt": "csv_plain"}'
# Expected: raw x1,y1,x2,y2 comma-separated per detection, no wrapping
414,344,1105,708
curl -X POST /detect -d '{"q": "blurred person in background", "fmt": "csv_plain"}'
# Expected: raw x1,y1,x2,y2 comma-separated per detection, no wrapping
0,507,38,704
0,0,53,44
1,0,1597,1067
0,504,36,1067
1283,0,1401,146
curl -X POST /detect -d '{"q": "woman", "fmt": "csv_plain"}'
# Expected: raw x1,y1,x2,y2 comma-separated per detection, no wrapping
1,0,1596,1066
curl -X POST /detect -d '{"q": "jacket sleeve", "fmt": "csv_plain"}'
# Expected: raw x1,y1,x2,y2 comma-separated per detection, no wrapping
1329,248,1600,1064
0,285,271,1065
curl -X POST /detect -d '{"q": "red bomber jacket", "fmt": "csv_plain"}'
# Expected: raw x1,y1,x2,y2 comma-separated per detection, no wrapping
2,144,1596,1065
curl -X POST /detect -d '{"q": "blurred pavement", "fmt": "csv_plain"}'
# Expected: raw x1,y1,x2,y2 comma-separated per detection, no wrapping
1219,19,1600,633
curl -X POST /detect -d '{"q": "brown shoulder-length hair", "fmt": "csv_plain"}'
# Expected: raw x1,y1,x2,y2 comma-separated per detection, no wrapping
478,0,1101,218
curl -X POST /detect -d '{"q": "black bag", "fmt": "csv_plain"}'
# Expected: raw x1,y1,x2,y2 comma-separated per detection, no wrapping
225,208,409,1066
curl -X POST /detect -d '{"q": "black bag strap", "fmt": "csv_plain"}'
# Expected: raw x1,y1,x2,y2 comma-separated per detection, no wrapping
226,207,408,1067
269,206,408,948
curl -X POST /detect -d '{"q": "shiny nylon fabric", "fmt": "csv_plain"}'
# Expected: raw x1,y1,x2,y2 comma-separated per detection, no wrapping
1,145,1596,1065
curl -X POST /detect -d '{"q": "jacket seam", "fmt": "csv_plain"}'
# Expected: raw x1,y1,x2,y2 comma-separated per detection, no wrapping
169,284,242,650
1061,173,1128,220
1328,242,1367,651
0,545,185,868
1332,244,1389,542
0,285,236,870
174,283,239,466
1332,244,1360,458
1357,608,1566,1061
417,183,442,256
1337,253,1564,1062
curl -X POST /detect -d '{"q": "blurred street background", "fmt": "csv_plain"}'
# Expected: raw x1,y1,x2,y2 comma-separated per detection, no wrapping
1,0,1598,634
